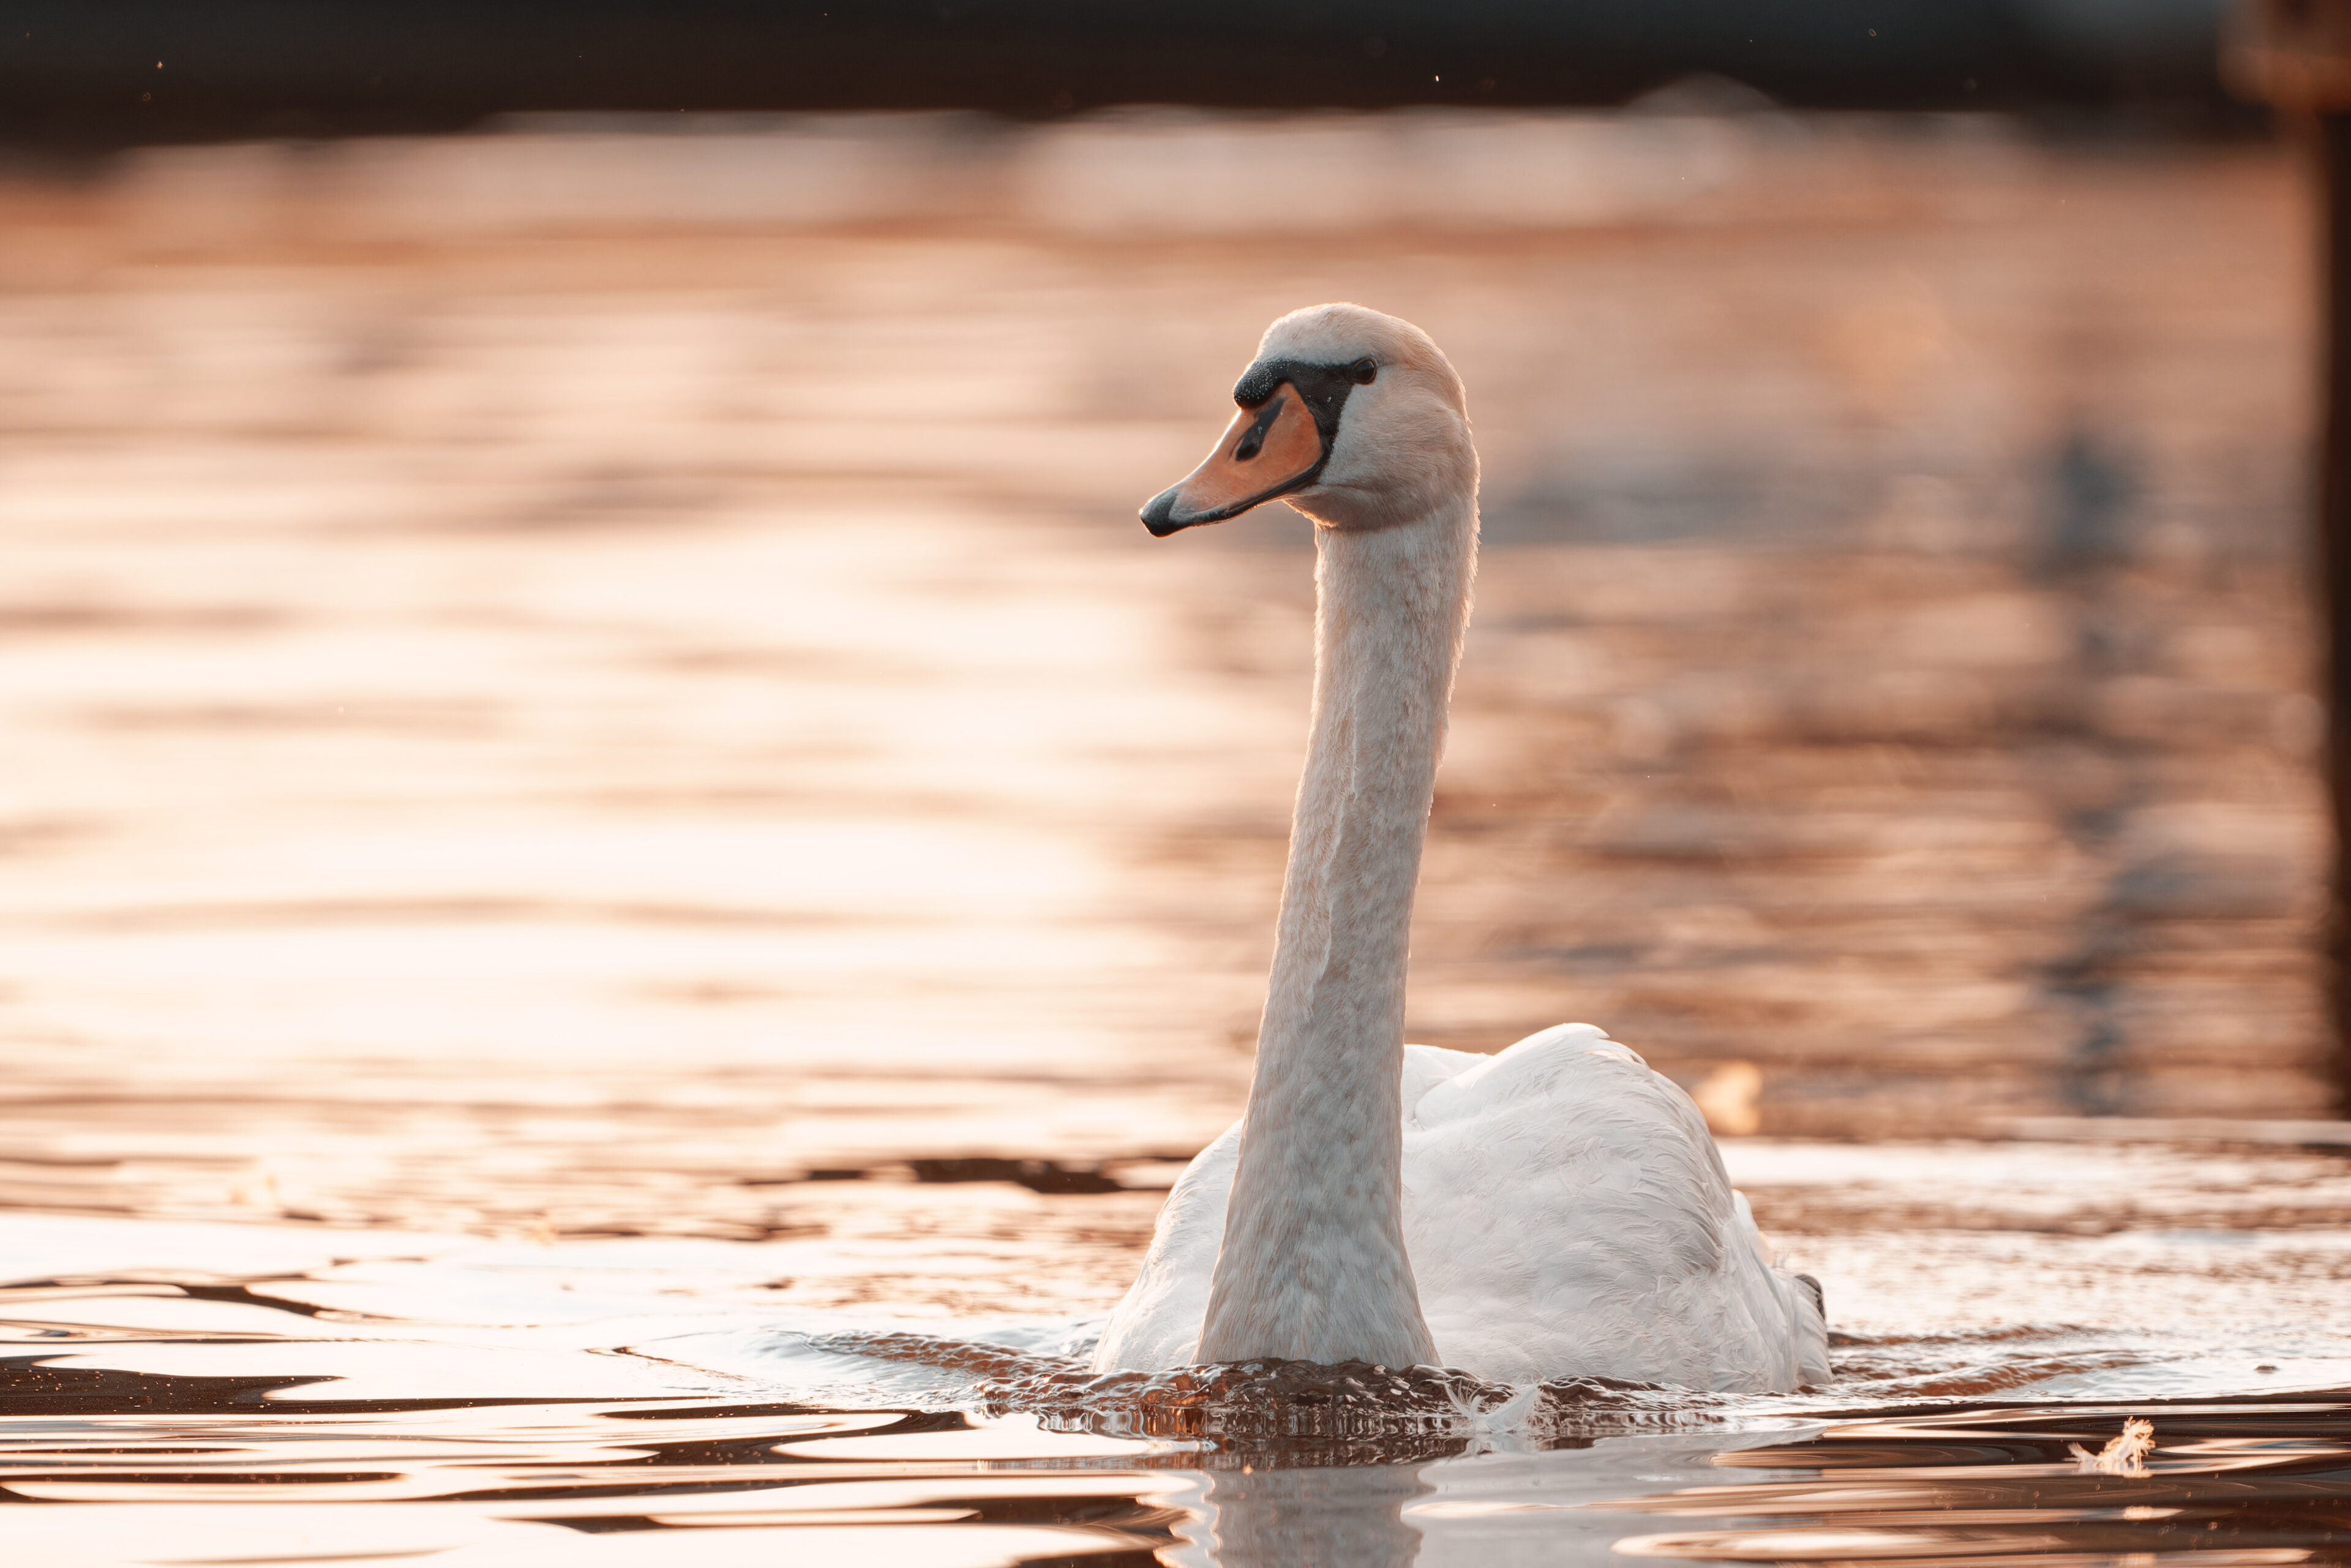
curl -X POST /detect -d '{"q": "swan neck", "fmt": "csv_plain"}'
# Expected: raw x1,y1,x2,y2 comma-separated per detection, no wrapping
1273,511,1474,1075
1194,490,1477,1367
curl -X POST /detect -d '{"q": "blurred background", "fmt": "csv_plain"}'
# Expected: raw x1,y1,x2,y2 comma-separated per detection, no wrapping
0,2,2336,1244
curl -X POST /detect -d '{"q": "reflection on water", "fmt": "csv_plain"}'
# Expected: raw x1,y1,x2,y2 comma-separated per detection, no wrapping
6,1279,2350,1567
1610,1404,2351,1564
0,113,2344,1563
1202,1463,1429,1567
6,1206,2351,1564
0,116,2323,1225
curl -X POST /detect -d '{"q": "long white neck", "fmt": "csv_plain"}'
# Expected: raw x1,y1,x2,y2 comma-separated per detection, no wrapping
1195,492,1477,1367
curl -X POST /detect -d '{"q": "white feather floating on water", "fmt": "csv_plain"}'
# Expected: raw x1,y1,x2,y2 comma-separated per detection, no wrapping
2069,1417,2156,1476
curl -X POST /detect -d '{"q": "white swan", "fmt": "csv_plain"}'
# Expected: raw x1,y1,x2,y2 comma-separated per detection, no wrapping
1093,304,1829,1393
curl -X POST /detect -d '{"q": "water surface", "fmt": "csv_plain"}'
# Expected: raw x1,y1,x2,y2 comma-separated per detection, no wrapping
7,1153,2351,1567
1,119,2344,1564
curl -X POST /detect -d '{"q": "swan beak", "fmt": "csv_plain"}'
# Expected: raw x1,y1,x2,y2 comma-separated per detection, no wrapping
1141,386,1327,536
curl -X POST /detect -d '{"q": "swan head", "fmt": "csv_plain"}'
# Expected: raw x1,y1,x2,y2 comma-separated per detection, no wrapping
1141,302,1474,536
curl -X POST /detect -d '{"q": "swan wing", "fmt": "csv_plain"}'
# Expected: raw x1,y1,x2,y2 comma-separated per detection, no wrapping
1404,1024,1828,1390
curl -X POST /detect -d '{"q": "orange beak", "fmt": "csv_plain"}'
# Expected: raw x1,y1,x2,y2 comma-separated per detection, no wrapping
1141,385,1329,537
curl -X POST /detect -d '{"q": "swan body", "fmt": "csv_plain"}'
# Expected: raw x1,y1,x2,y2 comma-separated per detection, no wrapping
1098,303,1828,1392
1095,1026,1829,1390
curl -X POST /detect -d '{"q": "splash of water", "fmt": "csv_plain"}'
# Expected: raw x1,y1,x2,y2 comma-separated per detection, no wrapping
699,1324,1732,1450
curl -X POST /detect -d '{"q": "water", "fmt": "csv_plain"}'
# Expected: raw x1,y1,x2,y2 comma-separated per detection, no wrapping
9,1159,2351,1566
2,118,2346,1562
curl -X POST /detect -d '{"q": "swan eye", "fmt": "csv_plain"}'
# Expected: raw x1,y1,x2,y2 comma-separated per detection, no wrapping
1349,358,1377,384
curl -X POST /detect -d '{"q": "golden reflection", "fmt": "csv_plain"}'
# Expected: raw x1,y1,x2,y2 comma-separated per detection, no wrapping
0,110,2342,1568
0,118,2322,1262
1602,1405,2351,1564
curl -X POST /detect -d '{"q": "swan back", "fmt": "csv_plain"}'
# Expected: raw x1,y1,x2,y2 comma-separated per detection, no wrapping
1404,1024,1824,1390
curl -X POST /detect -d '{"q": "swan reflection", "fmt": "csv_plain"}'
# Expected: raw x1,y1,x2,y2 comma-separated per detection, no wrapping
1185,1460,1430,1568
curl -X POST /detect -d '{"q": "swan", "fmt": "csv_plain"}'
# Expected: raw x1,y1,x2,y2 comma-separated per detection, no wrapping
1092,304,1829,1392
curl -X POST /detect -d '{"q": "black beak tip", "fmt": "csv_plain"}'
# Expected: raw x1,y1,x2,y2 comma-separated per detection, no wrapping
1141,487,1190,538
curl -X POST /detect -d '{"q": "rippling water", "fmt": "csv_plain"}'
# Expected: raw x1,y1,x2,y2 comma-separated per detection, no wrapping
2,118,2345,1563
8,1178,2351,1566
